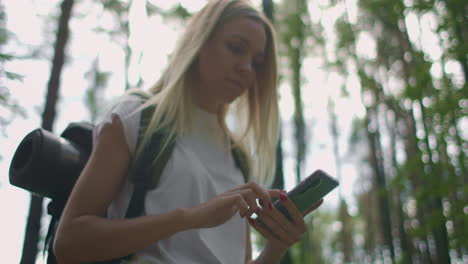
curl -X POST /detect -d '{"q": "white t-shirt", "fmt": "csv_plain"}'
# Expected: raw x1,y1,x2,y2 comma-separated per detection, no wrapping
93,95,247,264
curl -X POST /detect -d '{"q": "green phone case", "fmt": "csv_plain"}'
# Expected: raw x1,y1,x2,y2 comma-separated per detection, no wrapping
273,169,339,220
255,169,339,226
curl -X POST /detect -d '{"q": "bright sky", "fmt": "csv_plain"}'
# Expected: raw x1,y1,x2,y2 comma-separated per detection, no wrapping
2,0,448,263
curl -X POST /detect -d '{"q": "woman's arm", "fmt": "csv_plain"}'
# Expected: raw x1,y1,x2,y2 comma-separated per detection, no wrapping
53,116,194,263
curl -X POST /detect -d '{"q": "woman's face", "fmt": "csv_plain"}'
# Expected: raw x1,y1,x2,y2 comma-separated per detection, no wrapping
193,16,267,113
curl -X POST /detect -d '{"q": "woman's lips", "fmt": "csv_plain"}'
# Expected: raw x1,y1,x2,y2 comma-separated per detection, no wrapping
227,78,243,90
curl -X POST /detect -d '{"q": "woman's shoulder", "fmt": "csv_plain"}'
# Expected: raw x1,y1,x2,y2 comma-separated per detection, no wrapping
107,89,151,120
94,90,150,154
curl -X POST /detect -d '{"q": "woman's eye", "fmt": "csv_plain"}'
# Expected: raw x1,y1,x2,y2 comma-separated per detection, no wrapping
228,43,243,55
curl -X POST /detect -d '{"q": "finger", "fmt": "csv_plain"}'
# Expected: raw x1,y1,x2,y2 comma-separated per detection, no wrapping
278,193,307,232
225,193,250,218
248,217,288,250
245,182,272,205
257,209,297,245
235,189,260,218
267,203,302,237
303,198,324,216
232,182,281,211
266,189,284,199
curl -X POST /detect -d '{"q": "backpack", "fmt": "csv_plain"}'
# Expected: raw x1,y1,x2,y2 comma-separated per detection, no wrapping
9,92,249,263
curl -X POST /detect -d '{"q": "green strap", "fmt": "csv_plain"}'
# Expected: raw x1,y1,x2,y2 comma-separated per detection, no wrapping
231,143,250,183
124,92,175,218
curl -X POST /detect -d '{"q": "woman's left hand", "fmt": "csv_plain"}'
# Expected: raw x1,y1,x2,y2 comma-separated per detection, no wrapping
248,192,323,253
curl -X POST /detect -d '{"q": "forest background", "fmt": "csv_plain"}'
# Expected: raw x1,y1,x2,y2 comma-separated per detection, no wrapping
0,0,466,263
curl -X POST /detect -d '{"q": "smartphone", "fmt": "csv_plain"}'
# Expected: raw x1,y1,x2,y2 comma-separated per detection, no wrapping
257,169,339,223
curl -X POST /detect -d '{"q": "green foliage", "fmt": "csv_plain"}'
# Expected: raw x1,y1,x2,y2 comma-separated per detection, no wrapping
410,0,435,12
403,52,435,101
146,2,192,22
0,2,26,137
349,117,366,147
4,71,23,81
169,4,191,20
358,0,406,27
374,33,401,69
277,0,324,58
84,58,110,122
335,17,356,54
289,210,336,264
95,0,131,40
102,0,127,14
357,68,381,94
333,0,466,261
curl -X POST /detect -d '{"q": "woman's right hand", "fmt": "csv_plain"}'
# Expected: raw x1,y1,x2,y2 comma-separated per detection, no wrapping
186,182,283,229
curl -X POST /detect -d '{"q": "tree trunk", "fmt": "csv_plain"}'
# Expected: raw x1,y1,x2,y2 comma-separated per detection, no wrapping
272,135,285,190
21,0,74,263
359,190,378,261
21,196,43,264
330,100,354,262
365,106,395,261
288,1,308,262
403,109,434,264
385,106,414,264
441,60,467,256
417,99,451,264
394,18,451,263
262,0,274,22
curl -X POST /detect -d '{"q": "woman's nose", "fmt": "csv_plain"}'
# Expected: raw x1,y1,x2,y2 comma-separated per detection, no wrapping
237,60,254,74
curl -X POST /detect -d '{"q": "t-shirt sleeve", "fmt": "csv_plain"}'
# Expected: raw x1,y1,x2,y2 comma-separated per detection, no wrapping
93,95,143,155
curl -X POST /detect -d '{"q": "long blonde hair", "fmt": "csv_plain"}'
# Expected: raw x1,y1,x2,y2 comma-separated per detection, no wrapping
131,0,279,185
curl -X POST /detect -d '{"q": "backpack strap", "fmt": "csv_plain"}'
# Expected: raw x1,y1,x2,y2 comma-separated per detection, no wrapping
231,143,250,183
124,91,175,218
125,106,175,218
101,92,175,263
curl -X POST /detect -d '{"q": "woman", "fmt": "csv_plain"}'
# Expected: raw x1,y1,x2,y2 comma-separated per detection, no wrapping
54,0,323,263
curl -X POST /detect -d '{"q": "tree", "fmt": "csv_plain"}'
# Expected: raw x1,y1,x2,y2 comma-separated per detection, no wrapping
329,99,355,263
330,0,466,262
20,0,75,262
275,0,326,262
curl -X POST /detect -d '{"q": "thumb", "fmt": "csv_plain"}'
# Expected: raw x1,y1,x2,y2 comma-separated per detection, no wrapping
266,189,284,199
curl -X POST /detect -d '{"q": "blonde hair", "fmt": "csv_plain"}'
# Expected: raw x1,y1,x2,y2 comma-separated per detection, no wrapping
130,0,279,185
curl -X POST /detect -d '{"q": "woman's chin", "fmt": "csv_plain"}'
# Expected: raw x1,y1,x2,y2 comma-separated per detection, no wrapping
225,91,245,104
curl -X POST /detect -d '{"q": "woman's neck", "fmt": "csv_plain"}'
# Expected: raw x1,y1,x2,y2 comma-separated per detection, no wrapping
189,71,221,114
191,89,220,114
